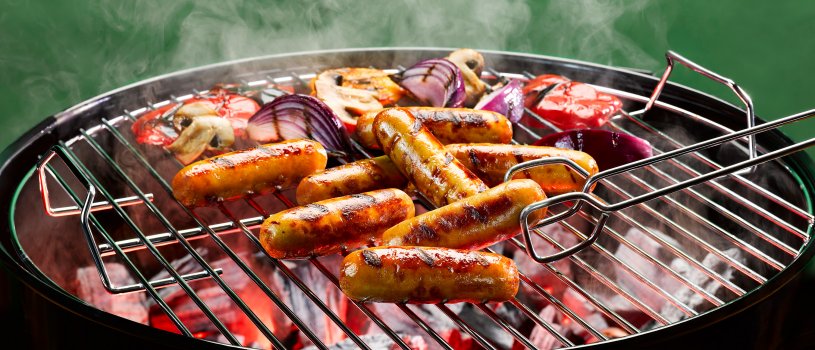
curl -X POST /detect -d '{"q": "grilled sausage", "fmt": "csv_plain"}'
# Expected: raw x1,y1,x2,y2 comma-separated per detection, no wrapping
339,246,519,303
374,108,488,208
295,155,407,205
356,107,513,150
260,189,415,259
447,143,599,196
171,139,327,207
382,179,547,250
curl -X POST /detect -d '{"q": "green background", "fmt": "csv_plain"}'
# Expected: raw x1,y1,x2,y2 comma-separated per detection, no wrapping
1,0,813,152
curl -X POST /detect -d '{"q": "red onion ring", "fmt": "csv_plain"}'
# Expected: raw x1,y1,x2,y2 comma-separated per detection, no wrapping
399,58,465,108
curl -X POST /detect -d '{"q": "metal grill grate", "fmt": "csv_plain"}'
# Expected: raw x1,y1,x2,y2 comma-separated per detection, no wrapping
24,49,815,349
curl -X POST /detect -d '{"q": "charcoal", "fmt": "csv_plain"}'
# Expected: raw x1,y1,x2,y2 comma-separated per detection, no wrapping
74,262,148,324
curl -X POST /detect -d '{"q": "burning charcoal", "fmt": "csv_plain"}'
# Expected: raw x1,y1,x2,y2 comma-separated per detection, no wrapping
301,333,428,350
608,227,683,321
147,251,294,348
74,263,148,324
372,303,474,350
269,255,371,348
512,223,576,300
457,303,514,348
560,288,609,343
528,305,566,350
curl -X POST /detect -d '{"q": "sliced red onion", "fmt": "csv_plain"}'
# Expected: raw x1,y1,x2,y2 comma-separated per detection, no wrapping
246,94,353,154
475,79,523,123
399,58,465,108
534,129,653,170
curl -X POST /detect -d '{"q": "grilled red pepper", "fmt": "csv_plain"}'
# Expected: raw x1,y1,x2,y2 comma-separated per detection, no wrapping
522,74,622,130
131,89,260,146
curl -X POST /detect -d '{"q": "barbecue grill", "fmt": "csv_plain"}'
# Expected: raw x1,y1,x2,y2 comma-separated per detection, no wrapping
1,48,813,349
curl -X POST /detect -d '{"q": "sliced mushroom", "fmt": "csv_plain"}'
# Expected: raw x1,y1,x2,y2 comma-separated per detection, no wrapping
447,48,487,107
312,68,404,128
167,116,234,164
172,102,220,131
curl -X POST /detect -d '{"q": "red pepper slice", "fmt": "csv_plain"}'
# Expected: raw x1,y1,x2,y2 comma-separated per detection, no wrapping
131,89,260,146
522,74,622,130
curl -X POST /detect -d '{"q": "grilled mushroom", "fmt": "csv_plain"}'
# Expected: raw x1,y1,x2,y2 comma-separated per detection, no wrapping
447,48,487,107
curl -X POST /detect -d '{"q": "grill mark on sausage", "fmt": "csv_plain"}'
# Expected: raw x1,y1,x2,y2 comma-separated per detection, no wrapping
565,164,579,184
462,203,490,224
512,150,533,179
413,247,436,267
350,193,377,204
300,203,330,222
466,148,488,179
409,118,423,135
361,250,383,268
414,223,439,242
210,156,236,168
470,252,492,267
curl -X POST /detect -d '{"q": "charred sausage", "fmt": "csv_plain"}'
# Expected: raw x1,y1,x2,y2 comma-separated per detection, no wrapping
447,143,599,196
260,189,415,259
295,155,407,205
172,139,327,207
356,107,513,149
374,108,488,208
382,179,547,250
339,246,519,303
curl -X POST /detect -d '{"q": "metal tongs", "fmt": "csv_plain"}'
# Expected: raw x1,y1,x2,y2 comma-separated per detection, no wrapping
507,50,815,263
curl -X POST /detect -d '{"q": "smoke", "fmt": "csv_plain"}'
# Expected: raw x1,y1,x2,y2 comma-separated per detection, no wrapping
531,0,668,70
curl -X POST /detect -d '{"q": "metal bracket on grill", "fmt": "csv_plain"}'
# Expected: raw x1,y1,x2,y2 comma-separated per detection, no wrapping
512,108,815,263
38,147,223,294
37,151,154,217
632,50,757,174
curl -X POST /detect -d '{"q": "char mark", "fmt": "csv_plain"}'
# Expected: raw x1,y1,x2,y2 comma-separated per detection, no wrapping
361,250,383,268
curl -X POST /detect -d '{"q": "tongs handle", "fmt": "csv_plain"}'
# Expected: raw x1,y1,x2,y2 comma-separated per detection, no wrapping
637,50,757,170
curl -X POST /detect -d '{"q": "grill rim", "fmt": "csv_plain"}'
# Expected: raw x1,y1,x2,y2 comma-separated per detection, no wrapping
2,47,814,348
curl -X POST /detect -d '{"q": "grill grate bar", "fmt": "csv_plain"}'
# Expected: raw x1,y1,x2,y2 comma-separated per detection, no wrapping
507,299,576,347
412,185,609,342
98,119,332,349
45,163,194,337
436,303,499,350
220,203,370,350
604,89,813,224
574,210,725,305
515,109,776,281
396,304,457,350
55,143,246,346
77,131,296,348
506,237,639,334
615,163,784,272
611,115,808,240
476,303,538,349
553,217,696,317
250,193,420,350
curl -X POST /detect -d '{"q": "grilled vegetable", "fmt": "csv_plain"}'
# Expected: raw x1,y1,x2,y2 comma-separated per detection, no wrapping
382,179,547,250
535,129,653,170
163,102,231,163
339,246,520,303
171,139,327,207
446,48,487,107
311,68,404,133
355,107,513,150
447,143,599,195
260,189,415,259
373,108,488,207
295,155,408,205
245,94,353,155
522,74,622,130
131,90,260,148
475,79,524,123
399,58,465,108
